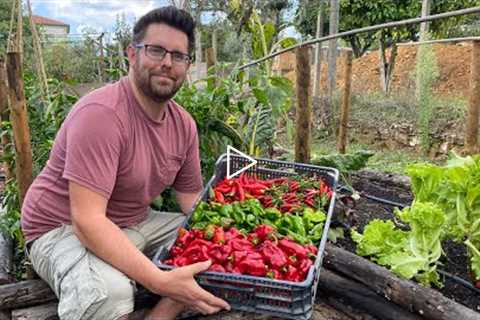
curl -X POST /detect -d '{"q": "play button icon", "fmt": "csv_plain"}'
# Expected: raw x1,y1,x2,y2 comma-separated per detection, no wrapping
226,145,257,179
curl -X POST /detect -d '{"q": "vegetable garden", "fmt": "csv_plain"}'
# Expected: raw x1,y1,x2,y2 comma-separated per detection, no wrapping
1,0,480,319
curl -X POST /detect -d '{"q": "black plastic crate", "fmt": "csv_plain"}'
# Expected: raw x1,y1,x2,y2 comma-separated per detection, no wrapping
153,154,339,319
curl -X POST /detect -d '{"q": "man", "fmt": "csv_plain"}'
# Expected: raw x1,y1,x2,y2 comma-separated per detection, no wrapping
21,6,230,320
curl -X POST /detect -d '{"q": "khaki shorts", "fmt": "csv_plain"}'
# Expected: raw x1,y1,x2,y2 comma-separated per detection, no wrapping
28,210,186,320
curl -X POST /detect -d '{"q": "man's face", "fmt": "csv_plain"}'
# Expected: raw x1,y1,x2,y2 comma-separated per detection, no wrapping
128,23,190,103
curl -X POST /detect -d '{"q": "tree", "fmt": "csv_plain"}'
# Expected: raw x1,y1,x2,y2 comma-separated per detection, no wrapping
295,0,480,94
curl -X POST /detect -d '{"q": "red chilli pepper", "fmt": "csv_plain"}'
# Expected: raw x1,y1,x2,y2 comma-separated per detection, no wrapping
236,182,245,201
475,281,480,289
278,238,308,260
284,265,302,282
298,258,313,277
259,240,287,269
266,269,283,280
253,224,275,242
237,258,267,276
215,190,225,203
208,264,226,273
230,238,255,251
225,227,243,242
213,227,226,244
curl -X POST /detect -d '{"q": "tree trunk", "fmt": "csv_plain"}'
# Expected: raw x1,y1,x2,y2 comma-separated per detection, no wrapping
336,50,353,154
295,46,311,164
378,34,398,95
6,52,33,204
312,0,325,117
319,269,423,320
325,0,340,127
465,40,480,155
324,244,480,320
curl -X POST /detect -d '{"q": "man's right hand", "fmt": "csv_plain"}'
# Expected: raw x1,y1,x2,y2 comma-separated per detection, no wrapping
155,260,231,315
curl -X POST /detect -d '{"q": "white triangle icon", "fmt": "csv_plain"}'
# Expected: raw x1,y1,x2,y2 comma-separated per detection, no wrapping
226,145,258,179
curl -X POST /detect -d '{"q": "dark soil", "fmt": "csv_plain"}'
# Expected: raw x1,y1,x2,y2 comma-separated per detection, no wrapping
333,171,480,313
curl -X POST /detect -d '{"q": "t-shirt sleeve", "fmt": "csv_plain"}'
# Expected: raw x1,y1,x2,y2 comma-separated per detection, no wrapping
63,104,123,199
172,121,203,193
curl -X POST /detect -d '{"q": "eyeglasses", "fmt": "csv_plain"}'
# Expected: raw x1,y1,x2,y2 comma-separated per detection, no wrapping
135,43,192,65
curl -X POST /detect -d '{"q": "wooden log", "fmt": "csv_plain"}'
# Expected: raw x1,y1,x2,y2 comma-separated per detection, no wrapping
324,244,480,320
5,52,33,204
465,40,480,155
318,269,422,320
295,45,311,164
336,50,353,154
0,280,56,310
11,302,58,320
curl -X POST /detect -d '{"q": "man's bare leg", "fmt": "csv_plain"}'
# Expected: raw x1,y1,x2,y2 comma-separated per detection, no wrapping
145,297,186,320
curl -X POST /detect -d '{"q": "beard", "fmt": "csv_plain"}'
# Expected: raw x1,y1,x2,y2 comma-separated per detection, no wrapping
132,57,185,103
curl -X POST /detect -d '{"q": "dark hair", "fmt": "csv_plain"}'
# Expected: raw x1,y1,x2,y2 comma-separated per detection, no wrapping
132,6,195,53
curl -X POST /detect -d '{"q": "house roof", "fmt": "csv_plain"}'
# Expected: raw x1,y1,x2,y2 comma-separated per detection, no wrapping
32,15,69,27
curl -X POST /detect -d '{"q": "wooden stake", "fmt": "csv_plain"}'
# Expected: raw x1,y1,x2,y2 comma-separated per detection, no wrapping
465,40,480,154
337,50,353,154
206,47,216,72
27,0,49,103
295,46,311,163
6,52,33,204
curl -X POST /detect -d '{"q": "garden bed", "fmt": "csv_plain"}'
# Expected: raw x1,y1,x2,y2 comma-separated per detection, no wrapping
334,170,480,314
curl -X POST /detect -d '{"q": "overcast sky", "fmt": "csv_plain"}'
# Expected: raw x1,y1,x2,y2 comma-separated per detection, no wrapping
31,0,172,36
31,0,299,40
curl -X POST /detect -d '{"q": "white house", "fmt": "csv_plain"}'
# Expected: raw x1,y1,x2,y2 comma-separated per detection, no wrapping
32,15,70,41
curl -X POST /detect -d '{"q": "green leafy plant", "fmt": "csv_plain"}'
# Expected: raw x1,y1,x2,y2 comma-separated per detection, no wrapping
415,43,440,152
352,202,446,287
0,73,77,253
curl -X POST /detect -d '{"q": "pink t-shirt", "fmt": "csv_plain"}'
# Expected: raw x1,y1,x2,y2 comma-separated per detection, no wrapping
21,77,203,243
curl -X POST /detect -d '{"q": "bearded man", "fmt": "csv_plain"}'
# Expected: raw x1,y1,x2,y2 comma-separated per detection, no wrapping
21,6,230,320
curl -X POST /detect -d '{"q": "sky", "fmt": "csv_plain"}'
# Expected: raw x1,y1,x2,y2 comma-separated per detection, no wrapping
30,0,298,40
31,0,173,37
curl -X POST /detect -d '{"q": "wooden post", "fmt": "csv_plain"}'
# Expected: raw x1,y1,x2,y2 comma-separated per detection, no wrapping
6,52,33,204
337,50,353,154
27,0,49,103
295,46,311,163
206,47,216,72
465,40,480,154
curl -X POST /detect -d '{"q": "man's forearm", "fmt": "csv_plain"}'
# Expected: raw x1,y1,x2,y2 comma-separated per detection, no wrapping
175,190,201,214
73,214,166,293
